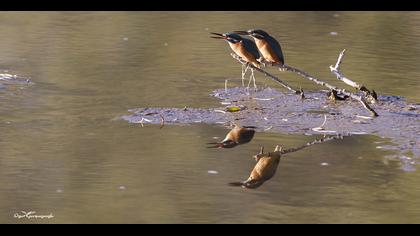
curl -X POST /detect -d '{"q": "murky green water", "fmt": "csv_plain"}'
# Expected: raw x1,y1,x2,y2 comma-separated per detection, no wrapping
0,11,419,223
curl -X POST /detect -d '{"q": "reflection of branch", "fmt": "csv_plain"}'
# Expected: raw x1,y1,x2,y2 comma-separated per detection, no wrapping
230,53,300,95
253,134,343,159
280,134,343,155
330,49,377,103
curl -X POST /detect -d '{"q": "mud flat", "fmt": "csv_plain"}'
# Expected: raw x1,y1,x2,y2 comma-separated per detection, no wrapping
122,87,420,167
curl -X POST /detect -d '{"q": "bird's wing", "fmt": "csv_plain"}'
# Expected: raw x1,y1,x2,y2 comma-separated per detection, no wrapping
241,37,261,60
237,129,255,144
267,35,285,64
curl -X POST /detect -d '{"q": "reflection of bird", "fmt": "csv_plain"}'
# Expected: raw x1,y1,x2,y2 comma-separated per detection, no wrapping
210,32,261,88
229,145,282,189
207,125,256,148
234,29,284,65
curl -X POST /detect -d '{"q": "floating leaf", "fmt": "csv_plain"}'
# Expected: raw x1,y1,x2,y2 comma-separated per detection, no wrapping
226,106,241,112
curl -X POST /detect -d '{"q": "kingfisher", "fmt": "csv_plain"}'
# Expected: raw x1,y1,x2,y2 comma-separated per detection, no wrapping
210,32,261,88
229,145,282,189
234,29,285,66
207,124,256,148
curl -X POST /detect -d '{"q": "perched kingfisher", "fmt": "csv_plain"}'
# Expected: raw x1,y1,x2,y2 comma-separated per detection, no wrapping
234,29,285,66
229,145,282,189
207,124,256,148
210,32,261,88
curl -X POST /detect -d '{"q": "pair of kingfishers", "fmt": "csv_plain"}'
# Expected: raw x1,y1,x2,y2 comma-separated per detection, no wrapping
211,29,284,88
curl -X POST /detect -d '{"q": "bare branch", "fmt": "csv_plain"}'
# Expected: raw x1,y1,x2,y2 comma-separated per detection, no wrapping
230,50,378,117
332,49,346,72
330,49,377,103
276,63,378,117
230,53,300,95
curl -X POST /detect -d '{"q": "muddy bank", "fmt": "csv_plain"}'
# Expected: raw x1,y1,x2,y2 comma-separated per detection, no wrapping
122,87,420,166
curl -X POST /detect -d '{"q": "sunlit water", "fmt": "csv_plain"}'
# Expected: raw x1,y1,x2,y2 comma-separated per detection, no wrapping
0,12,419,223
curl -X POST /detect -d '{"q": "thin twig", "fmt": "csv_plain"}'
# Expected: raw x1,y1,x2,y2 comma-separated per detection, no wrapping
214,109,227,114
312,115,337,133
330,49,360,89
159,114,165,129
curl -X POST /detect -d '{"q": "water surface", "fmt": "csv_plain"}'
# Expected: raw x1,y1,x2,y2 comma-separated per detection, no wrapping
0,11,419,223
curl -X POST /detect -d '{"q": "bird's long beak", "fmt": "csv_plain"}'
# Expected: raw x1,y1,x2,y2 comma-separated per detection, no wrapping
233,30,249,35
210,32,226,39
206,142,222,148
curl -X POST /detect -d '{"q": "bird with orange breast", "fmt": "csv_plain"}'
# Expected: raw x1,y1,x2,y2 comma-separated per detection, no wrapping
229,145,282,189
207,124,256,148
234,29,285,66
210,32,261,88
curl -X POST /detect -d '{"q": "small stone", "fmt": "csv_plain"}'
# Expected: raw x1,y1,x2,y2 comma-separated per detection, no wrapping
405,106,416,111
321,162,329,166
207,170,218,175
